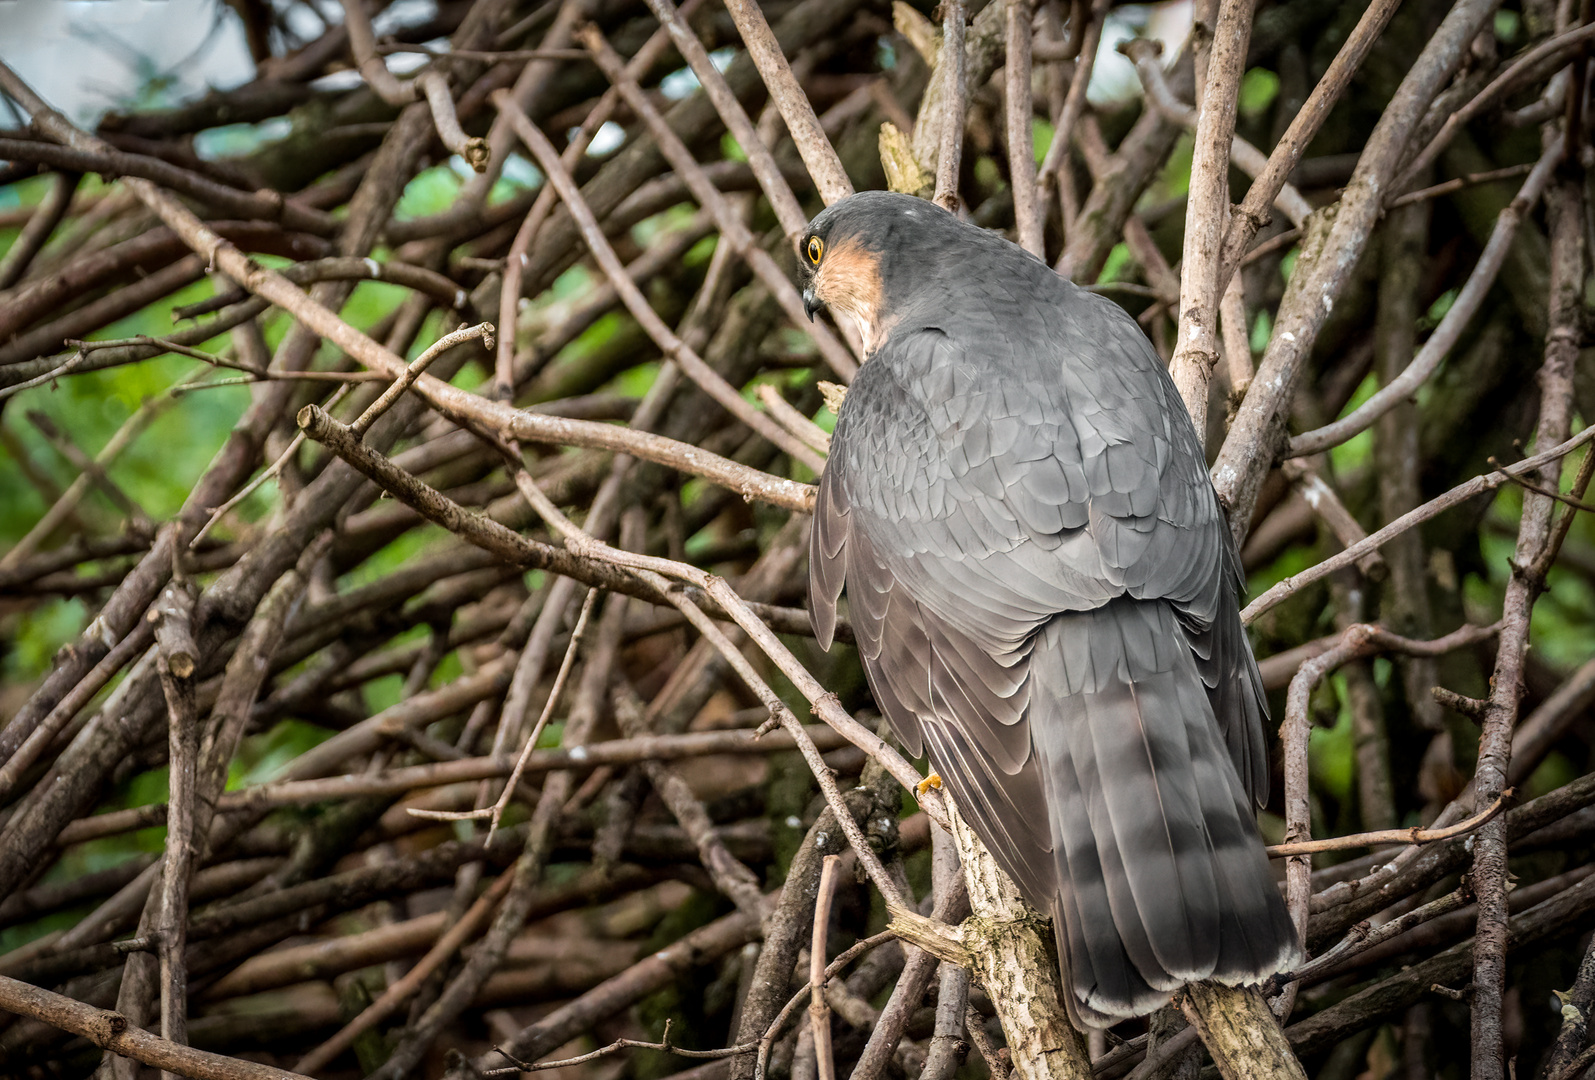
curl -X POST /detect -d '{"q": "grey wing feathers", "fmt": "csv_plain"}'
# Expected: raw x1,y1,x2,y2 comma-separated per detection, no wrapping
808,291,1294,1023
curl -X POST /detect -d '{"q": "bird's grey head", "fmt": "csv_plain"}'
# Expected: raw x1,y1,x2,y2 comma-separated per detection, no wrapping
797,191,968,355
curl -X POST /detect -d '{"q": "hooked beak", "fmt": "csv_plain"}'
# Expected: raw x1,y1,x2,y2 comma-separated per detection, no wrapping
802,286,820,322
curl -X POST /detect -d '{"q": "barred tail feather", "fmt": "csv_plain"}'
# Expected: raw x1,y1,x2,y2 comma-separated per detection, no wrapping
1030,598,1299,1026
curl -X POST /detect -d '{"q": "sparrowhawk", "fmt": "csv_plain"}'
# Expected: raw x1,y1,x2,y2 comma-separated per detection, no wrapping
801,191,1300,1027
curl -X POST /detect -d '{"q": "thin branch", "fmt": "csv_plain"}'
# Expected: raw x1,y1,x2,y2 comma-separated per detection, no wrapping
153,581,198,1073
0,169,78,288
1287,135,1563,458
351,321,494,437
292,870,515,1073
418,70,489,171
340,0,418,105
1219,266,1252,396
1242,426,1595,622
0,365,192,570
1211,0,1503,545
0,58,800,517
1280,459,1386,579
492,92,828,473
610,680,768,922
757,931,897,1074
508,471,925,893
491,4,705,397
0,620,153,803
1037,2,1104,230
1266,789,1514,857
718,0,855,205
810,855,843,1080
58,725,857,845
0,139,335,234
0,974,316,1080
575,27,857,381
338,0,486,167
1121,37,1311,227
1386,162,1536,209
755,384,831,454
172,256,471,319
1393,20,1595,193
26,410,154,535
1469,135,1586,1080
931,2,969,212
1288,888,1472,987
1277,618,1502,995
1216,0,1403,284
409,585,597,837
190,384,353,548
378,44,591,61
490,1022,755,1075
1166,0,1252,442
1005,0,1042,255
641,0,812,243
1490,457,1595,513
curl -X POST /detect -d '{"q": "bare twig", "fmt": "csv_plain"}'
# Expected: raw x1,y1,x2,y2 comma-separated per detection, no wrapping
58,725,856,844
1165,0,1252,441
1288,888,1472,987
575,28,857,381
510,469,928,891
1393,20,1595,192
292,870,515,1073
339,0,487,167
641,0,811,243
494,1,710,398
1280,459,1386,578
408,586,597,837
1037,2,1103,231
351,321,494,436
488,1021,756,1075
1005,0,1042,255
1211,0,1503,544
152,581,198,1074
1266,789,1514,857
1287,136,1563,457
1120,37,1311,228
1214,254,1253,384
0,974,317,1080
810,855,843,1080
1216,0,1403,284
755,384,832,454
1386,163,1536,208
933,1,968,212
718,0,855,205
1470,135,1586,1080
492,92,828,473
0,169,77,289
1243,427,1595,622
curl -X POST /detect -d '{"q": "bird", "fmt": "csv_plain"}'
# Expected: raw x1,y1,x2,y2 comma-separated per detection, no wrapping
800,191,1300,1028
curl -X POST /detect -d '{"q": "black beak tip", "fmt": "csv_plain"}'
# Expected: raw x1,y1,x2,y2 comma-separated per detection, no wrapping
803,289,819,322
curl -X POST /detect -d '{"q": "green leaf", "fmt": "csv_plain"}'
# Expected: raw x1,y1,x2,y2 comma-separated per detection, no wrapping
1239,69,1280,119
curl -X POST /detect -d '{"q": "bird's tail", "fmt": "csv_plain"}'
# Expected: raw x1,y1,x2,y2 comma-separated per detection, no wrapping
1028,597,1300,1027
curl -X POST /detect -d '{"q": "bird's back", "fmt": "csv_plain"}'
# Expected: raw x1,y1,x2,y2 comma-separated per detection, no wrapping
808,198,1297,1025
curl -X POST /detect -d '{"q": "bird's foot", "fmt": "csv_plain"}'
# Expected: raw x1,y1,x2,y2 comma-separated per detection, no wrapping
915,773,942,796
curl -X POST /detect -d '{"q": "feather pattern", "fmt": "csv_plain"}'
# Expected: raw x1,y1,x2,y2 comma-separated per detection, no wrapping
805,192,1297,1025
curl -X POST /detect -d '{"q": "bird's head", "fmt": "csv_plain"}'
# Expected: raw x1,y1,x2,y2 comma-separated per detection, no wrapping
797,191,962,355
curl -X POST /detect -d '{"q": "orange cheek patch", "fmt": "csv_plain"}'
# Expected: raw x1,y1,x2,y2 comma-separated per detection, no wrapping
813,241,883,332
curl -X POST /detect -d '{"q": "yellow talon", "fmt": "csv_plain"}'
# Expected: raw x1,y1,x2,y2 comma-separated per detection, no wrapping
915,773,942,796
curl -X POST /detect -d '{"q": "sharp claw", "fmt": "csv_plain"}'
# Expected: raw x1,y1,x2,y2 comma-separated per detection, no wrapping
915,773,943,796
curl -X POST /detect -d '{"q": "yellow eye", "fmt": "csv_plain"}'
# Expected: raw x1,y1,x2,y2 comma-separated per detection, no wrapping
807,236,823,264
